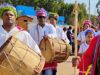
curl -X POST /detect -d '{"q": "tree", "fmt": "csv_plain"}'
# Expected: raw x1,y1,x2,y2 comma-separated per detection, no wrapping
0,0,91,26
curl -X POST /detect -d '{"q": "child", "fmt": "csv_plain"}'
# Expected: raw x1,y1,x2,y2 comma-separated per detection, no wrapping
78,28,95,56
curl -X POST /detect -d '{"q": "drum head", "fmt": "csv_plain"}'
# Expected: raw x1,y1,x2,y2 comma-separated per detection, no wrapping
39,38,54,62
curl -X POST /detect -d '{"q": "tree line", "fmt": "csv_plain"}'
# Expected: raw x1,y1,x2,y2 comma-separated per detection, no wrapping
0,0,98,26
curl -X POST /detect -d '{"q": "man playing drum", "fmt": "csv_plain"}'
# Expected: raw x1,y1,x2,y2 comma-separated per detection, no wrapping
29,8,58,75
48,12,69,44
0,3,44,75
29,8,57,46
42,12,70,75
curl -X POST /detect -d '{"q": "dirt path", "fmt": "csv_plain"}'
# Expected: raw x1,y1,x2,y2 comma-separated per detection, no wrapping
57,56,79,75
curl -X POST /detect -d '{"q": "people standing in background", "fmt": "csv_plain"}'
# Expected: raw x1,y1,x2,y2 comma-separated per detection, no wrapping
67,26,73,45
77,20,92,48
78,28,95,56
67,26,74,54
63,27,67,33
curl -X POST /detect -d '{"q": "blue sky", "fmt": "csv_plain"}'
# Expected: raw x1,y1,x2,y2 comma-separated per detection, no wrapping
65,0,98,15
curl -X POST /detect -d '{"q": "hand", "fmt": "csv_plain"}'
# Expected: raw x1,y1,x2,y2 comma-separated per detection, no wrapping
33,71,40,75
72,56,80,67
44,35,49,39
34,55,45,74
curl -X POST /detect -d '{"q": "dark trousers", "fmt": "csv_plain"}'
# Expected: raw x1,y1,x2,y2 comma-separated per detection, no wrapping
41,69,56,75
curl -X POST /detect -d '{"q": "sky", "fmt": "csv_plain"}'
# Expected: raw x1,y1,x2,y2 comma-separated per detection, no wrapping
65,0,98,15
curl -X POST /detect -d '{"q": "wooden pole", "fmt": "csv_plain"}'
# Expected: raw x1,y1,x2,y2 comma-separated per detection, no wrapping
73,1,79,75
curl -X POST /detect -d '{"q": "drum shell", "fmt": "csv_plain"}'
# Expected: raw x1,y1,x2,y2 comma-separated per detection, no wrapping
39,38,70,63
0,36,44,75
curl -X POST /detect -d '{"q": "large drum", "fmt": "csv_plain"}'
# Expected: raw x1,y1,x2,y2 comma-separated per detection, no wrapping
0,36,45,75
39,37,70,63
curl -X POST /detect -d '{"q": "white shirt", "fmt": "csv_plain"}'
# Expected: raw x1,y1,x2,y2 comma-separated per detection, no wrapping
78,42,89,54
54,26,69,44
0,26,41,54
78,28,95,44
29,23,57,45
77,31,86,43
95,31,100,36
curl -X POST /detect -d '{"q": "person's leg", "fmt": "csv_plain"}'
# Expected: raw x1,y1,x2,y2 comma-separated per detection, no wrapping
52,70,57,75
45,69,53,75
41,70,45,75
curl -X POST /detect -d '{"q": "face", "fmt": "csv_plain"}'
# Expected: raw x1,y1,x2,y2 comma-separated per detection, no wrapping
2,10,16,25
83,24,90,30
49,18,57,26
86,32,94,44
37,13,46,25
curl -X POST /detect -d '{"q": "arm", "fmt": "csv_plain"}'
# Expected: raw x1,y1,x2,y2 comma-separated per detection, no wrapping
62,30,70,44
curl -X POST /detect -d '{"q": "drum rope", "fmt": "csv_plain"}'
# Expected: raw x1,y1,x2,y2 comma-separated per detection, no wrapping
3,51,19,75
9,39,26,67
57,39,62,55
10,40,39,60
50,38,55,61
9,37,41,71
9,38,34,61
10,39,22,60
0,64,10,70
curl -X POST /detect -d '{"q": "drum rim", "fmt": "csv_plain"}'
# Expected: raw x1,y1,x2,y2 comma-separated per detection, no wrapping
39,38,55,62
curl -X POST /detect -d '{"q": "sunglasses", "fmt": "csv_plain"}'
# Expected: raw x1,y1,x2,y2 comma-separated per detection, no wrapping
38,16,46,19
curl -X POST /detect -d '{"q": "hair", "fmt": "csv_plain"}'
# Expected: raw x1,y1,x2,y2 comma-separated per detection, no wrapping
63,27,67,31
49,12,59,20
69,26,72,29
85,30,94,36
0,3,17,17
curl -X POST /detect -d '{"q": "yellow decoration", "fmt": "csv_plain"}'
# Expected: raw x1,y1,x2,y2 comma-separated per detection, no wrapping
85,64,92,75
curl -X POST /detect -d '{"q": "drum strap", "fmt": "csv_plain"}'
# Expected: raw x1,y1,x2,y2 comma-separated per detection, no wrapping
37,25,46,50
37,25,40,45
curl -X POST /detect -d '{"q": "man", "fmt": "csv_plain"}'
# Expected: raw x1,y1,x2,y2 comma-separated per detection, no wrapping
29,8,56,45
0,3,44,75
48,12,69,44
67,26,74,54
29,8,57,75
67,26,73,45
42,12,70,75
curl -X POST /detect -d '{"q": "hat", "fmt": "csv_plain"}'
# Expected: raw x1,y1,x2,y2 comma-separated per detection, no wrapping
84,28,95,36
83,20,92,26
49,12,59,20
0,3,17,17
36,8,47,17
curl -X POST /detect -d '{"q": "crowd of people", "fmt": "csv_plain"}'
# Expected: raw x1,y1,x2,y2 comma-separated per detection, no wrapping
1,2,100,75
